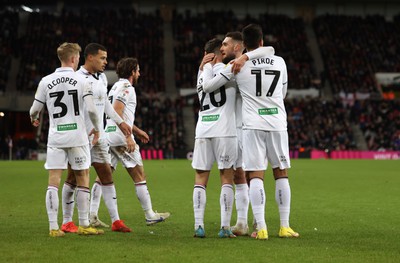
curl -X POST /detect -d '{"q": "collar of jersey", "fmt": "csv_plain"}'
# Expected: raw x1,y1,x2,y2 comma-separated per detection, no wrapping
55,67,74,72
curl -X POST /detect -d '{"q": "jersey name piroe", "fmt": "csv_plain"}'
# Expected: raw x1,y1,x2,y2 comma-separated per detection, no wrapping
251,57,274,66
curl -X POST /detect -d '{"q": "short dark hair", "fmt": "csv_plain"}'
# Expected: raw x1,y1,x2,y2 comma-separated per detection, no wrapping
84,43,107,59
242,24,263,50
204,38,222,54
116,57,139,79
225,31,243,42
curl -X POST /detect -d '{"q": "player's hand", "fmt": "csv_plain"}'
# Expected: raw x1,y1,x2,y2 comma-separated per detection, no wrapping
118,122,132,137
126,136,136,153
199,53,215,70
31,119,40,127
89,129,100,145
230,54,249,74
135,128,150,144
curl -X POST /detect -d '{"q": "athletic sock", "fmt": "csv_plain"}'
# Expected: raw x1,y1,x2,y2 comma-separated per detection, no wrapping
275,178,291,228
220,184,234,228
76,186,90,227
46,186,59,230
89,181,102,217
102,183,120,223
249,178,266,230
235,183,249,226
135,181,155,219
62,182,76,224
193,185,206,230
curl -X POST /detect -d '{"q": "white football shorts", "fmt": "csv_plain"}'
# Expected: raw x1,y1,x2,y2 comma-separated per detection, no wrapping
110,144,143,170
192,136,237,170
242,130,290,171
45,144,91,170
90,138,111,164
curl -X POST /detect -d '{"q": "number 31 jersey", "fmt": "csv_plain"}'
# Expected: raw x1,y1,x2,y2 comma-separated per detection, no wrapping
195,63,237,138
235,53,288,131
34,67,92,147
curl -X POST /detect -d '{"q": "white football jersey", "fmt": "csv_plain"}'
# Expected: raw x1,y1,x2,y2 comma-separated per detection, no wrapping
77,66,108,139
195,63,237,138
235,51,288,131
34,67,92,147
106,78,136,146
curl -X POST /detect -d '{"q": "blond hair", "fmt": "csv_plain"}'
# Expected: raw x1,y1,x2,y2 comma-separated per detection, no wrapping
57,42,81,63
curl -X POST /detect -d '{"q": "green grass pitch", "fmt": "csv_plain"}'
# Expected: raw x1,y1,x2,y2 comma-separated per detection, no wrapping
0,159,399,263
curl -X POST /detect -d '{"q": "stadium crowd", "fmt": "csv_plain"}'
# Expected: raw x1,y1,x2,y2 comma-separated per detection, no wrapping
0,7,399,159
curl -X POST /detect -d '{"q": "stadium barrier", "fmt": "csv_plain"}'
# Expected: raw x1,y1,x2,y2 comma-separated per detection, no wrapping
311,150,400,160
140,149,164,160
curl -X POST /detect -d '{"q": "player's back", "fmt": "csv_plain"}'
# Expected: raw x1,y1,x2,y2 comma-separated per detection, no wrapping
195,63,237,138
236,53,288,131
39,68,90,147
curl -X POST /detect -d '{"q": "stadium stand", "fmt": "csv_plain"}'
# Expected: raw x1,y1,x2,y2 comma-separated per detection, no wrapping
0,4,399,159
0,10,19,94
172,10,316,90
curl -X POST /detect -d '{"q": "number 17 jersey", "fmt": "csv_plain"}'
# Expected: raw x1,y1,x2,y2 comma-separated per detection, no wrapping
235,52,288,131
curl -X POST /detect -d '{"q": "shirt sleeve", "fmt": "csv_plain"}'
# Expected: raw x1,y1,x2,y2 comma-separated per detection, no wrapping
82,80,101,132
202,63,233,93
246,46,275,60
104,98,124,125
29,80,46,120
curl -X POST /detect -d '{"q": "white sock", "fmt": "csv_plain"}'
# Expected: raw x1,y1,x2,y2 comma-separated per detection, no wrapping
102,184,120,223
89,181,102,217
76,187,90,227
275,178,291,228
62,182,76,224
235,183,249,226
46,186,59,230
193,185,206,230
249,178,266,230
135,181,155,218
220,184,234,228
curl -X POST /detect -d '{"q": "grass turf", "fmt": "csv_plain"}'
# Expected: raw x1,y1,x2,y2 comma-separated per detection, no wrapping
0,159,399,263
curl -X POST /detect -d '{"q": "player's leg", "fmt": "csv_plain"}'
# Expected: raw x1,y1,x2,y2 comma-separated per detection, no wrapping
232,168,249,236
268,131,299,238
44,147,68,237
61,165,78,233
215,137,236,238
232,127,249,235
242,130,268,240
193,169,209,238
93,160,130,232
191,138,214,237
69,145,103,235
118,144,170,225
47,169,64,237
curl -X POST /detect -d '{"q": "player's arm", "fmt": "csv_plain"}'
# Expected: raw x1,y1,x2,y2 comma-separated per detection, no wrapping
105,99,131,137
83,81,101,145
282,61,288,98
132,125,149,144
113,99,136,152
29,100,44,127
29,81,46,127
202,63,232,93
231,46,275,74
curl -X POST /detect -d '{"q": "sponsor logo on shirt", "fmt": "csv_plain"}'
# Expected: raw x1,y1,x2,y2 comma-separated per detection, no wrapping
258,108,278,115
57,123,77,131
105,126,117,132
201,114,220,122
